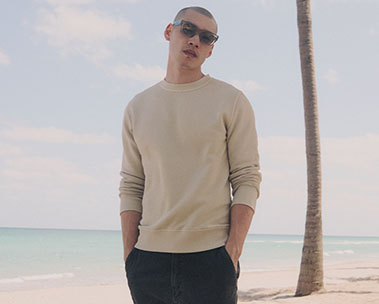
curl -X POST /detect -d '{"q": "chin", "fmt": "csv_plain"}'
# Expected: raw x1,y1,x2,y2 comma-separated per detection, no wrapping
181,63,201,70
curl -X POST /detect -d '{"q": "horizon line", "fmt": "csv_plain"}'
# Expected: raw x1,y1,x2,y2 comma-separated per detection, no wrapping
1,226,378,239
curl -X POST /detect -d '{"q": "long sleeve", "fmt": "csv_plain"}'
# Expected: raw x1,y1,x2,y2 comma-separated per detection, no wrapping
119,104,145,215
117,75,262,253
227,91,262,212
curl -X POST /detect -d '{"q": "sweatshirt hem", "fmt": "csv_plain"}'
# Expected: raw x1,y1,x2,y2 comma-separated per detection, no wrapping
134,225,230,253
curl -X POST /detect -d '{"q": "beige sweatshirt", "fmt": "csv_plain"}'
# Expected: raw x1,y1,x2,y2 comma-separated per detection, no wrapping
119,74,261,253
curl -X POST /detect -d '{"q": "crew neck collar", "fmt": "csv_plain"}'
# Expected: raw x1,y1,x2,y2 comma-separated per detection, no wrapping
159,74,211,92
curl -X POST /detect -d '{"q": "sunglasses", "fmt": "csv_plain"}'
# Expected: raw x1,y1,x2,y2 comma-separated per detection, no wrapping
172,19,219,46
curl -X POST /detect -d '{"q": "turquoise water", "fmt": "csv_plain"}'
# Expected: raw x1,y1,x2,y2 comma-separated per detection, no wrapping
1,227,378,291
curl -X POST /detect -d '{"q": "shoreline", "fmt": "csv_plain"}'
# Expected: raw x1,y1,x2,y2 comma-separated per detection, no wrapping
1,258,378,303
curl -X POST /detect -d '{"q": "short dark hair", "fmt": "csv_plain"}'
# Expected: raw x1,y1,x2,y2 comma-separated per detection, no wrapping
173,6,217,30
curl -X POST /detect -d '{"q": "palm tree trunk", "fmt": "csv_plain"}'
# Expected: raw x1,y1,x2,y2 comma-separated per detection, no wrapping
295,0,325,296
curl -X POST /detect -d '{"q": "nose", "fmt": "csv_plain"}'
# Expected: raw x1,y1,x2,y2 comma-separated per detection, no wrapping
188,34,200,48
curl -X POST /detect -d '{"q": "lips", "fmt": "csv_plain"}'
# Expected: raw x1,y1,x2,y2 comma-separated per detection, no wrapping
183,49,197,57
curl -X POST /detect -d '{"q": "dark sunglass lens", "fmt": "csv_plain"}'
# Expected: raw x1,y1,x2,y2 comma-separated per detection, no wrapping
199,33,214,45
181,23,196,37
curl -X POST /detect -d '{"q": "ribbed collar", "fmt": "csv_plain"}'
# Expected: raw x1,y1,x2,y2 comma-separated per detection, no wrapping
159,74,211,92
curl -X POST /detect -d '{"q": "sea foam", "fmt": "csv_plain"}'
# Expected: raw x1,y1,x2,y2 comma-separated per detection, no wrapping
0,272,75,284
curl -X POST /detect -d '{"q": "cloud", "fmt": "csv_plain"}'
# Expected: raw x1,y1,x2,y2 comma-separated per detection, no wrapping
0,153,120,229
322,133,379,171
324,68,340,85
368,27,376,37
0,118,122,229
327,0,379,3
117,0,139,3
0,48,11,65
105,0,139,3
256,133,379,235
260,136,305,166
2,156,96,184
111,63,165,83
260,133,379,176
0,143,23,157
253,0,276,9
230,79,266,94
38,0,93,5
0,125,116,144
36,0,139,6
34,5,132,64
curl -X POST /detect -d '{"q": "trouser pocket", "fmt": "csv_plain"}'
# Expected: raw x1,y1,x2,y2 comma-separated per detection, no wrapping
125,247,138,272
221,246,240,279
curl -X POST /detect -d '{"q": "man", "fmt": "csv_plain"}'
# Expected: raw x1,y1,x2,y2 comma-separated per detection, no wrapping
119,6,261,304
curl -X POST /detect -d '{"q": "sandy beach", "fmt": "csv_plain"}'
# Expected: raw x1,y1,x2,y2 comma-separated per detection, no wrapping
1,259,378,304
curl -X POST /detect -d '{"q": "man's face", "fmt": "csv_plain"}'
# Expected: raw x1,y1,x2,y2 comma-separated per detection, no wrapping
164,10,218,72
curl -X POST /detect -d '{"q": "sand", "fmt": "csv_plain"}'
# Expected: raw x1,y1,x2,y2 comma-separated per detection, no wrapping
237,259,379,303
1,259,378,304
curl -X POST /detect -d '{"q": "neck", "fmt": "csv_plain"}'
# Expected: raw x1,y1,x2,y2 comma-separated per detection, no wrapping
165,61,204,84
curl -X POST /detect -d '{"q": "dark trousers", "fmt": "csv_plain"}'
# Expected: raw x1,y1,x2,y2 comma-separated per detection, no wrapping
124,245,240,304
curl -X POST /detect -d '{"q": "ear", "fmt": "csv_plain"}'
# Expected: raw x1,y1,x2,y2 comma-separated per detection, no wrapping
164,23,172,41
206,45,214,58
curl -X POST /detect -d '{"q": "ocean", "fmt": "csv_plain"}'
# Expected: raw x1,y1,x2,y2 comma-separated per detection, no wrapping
1,227,378,292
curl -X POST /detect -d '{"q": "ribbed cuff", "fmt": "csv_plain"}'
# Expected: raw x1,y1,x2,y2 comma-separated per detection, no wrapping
230,185,258,212
120,196,142,215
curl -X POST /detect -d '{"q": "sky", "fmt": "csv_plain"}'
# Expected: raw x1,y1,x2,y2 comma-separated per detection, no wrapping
0,0,378,237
